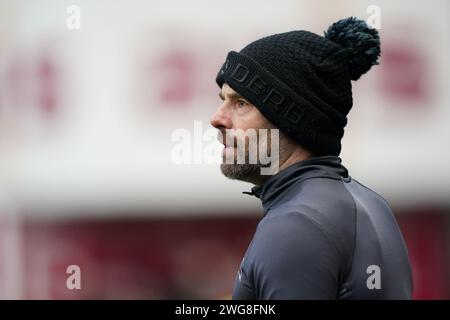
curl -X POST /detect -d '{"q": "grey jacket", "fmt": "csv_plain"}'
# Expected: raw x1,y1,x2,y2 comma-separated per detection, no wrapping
232,156,413,299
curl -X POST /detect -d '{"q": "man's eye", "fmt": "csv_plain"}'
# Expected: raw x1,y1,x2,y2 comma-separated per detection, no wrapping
237,100,248,108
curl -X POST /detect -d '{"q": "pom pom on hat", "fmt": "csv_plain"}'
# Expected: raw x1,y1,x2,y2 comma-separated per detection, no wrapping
324,17,381,80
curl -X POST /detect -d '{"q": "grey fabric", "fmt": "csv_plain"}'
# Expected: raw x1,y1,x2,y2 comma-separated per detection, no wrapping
232,156,413,300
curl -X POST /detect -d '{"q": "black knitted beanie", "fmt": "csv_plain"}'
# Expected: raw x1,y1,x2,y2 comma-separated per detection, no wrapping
216,17,380,156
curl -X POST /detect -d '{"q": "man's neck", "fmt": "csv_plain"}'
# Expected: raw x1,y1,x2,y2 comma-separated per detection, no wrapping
252,148,313,187
278,148,312,172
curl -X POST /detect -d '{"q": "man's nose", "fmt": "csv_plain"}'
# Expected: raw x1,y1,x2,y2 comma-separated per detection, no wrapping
210,104,232,129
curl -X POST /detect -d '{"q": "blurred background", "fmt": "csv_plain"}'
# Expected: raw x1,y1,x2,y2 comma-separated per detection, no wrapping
0,0,449,299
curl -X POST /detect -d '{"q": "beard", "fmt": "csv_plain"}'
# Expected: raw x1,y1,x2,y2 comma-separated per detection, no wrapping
220,162,266,184
219,129,279,185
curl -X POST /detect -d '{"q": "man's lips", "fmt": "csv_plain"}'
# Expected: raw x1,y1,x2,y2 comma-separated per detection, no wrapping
218,137,237,148
218,137,233,148
217,131,239,150
222,145,235,157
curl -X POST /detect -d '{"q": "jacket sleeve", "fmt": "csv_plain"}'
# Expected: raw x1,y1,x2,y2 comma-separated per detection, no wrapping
251,212,342,299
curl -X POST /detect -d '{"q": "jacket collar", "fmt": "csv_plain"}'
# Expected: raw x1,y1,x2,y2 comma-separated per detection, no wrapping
245,155,349,210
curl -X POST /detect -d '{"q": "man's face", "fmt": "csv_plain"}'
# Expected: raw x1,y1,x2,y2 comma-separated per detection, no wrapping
210,83,280,184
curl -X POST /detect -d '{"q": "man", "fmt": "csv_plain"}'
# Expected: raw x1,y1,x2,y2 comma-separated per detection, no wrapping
210,17,413,299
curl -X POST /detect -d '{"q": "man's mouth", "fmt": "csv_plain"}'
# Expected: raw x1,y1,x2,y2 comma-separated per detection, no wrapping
218,135,235,148
222,145,235,156
217,131,238,158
